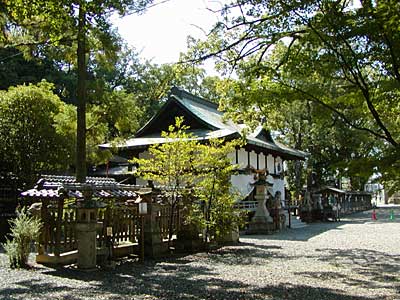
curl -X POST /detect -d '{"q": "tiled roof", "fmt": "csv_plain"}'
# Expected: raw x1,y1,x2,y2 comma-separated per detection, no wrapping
40,174,116,184
20,175,140,200
99,87,307,160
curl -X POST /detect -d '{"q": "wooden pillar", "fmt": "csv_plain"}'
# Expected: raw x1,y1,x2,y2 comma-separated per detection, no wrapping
265,154,268,173
256,153,259,169
235,149,239,164
55,198,64,257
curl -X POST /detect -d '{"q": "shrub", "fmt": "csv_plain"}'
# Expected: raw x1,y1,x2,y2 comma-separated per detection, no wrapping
2,207,42,268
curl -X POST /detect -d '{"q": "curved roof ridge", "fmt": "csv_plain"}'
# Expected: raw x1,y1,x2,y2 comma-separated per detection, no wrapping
170,86,219,109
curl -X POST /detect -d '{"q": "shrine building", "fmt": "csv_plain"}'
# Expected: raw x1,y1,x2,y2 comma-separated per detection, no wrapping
99,87,307,202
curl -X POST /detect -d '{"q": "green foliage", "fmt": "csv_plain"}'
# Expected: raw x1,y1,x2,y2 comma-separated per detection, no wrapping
188,0,400,190
0,81,73,187
2,0,156,181
193,139,244,241
132,117,244,243
132,117,198,189
132,117,199,243
2,207,42,268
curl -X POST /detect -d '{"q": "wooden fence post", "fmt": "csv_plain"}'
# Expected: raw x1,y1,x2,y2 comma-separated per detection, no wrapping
55,198,64,256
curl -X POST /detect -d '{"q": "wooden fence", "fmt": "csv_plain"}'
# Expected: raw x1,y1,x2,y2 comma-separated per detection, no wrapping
97,204,140,247
157,204,181,241
36,199,181,258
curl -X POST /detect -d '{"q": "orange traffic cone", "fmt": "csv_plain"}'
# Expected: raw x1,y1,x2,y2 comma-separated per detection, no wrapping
371,209,377,220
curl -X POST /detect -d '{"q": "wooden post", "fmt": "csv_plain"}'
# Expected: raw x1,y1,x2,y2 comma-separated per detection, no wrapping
55,198,64,257
140,215,144,263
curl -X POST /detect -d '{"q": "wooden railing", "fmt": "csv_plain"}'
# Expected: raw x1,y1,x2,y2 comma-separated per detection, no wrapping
156,204,181,241
98,204,140,247
38,199,141,256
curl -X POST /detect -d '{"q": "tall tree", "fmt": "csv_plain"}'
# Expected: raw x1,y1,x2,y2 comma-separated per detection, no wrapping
3,0,156,182
188,0,400,190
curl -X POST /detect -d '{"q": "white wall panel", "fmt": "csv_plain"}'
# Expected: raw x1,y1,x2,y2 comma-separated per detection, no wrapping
259,153,266,169
250,151,257,169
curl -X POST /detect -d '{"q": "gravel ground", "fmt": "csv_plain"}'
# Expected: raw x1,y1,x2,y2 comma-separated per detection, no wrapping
1,206,400,300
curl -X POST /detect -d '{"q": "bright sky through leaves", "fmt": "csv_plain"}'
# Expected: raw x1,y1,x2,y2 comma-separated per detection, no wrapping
113,0,223,65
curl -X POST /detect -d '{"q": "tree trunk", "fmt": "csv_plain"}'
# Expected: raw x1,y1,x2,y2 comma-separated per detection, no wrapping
76,3,87,183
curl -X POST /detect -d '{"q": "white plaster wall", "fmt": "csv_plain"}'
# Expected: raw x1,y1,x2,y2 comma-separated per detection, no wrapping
237,148,248,168
259,153,266,170
267,155,275,174
272,178,285,200
249,151,257,169
135,148,287,203
230,174,255,200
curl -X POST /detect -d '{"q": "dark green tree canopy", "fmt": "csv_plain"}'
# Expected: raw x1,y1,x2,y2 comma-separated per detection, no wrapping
187,0,400,191
0,82,73,187
189,0,400,146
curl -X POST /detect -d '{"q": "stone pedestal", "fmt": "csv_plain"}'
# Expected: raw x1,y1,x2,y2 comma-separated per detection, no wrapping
75,205,103,270
144,203,167,257
247,194,274,234
75,221,102,269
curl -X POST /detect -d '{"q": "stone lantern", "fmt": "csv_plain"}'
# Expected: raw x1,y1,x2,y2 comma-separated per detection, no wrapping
246,174,274,234
74,186,105,270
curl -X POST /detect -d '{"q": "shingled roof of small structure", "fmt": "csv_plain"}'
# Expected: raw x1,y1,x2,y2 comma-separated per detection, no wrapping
20,175,140,200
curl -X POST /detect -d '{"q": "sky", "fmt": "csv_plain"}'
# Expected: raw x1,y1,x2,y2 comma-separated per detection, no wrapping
113,0,224,66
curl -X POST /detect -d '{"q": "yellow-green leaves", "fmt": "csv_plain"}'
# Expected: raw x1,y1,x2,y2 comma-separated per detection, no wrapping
131,117,244,241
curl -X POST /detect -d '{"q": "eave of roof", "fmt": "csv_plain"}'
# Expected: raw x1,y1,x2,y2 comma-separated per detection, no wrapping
246,136,307,160
99,129,240,150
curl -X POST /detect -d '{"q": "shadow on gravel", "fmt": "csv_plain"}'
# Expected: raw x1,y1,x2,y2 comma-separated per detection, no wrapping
254,283,374,300
241,207,400,242
0,258,377,300
241,221,346,242
295,248,400,292
202,243,289,265
0,278,75,299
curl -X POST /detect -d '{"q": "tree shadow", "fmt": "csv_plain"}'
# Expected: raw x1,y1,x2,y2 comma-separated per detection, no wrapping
254,283,373,300
0,259,380,300
0,278,76,299
202,243,288,265
2,207,399,299
295,248,400,293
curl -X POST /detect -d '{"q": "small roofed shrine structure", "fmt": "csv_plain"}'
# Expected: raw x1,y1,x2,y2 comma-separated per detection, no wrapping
21,175,139,200
20,175,145,266
99,87,308,228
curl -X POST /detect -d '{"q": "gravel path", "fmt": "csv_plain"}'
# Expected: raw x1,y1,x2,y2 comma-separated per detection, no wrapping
1,206,400,300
